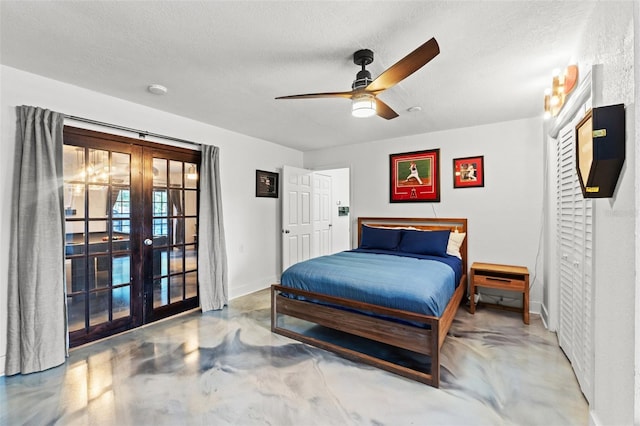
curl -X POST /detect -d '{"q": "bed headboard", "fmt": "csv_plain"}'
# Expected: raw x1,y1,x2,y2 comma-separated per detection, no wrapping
357,217,468,273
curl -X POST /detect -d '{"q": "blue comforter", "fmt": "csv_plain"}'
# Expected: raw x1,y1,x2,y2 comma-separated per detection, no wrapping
280,250,460,317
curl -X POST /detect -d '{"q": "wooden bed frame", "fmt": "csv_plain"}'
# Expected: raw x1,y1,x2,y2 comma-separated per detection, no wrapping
271,217,468,387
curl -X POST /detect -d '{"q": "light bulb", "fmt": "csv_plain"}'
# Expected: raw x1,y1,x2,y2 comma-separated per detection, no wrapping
351,93,377,118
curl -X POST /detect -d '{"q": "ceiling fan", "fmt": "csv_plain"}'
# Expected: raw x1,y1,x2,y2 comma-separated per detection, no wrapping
275,37,440,120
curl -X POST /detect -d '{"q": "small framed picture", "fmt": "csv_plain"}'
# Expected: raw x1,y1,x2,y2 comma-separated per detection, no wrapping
256,170,279,198
453,156,484,188
390,149,440,202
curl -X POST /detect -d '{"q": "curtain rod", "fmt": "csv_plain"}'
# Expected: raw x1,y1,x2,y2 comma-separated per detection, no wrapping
64,114,202,147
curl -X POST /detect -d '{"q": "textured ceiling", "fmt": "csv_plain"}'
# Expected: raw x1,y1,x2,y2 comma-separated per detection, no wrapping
1,1,596,151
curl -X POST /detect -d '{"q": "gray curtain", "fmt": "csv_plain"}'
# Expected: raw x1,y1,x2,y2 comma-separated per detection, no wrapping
197,145,228,311
6,106,67,375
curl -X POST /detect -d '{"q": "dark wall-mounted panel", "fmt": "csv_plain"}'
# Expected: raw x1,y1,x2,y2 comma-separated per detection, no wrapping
575,104,625,198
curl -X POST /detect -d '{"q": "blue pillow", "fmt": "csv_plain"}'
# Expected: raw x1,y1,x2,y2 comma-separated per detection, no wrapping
359,226,402,250
398,229,451,256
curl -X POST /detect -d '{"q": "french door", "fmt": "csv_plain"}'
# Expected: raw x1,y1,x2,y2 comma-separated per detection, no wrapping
63,127,200,347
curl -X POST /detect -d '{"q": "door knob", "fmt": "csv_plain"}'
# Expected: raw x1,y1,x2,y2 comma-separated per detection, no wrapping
144,238,153,246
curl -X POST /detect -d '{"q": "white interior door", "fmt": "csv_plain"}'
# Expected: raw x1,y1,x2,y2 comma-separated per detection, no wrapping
312,173,332,258
557,124,575,359
556,117,594,403
281,165,313,271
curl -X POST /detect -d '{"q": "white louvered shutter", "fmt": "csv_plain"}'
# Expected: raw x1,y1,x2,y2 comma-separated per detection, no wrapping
555,118,594,403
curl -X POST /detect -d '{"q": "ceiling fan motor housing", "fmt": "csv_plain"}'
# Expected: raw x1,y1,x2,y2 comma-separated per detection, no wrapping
353,70,372,90
352,49,374,90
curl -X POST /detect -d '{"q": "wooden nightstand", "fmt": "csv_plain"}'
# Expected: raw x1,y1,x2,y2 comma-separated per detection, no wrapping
469,262,530,324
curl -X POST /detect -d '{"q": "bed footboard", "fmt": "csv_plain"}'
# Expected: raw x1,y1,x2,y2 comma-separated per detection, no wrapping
271,283,463,387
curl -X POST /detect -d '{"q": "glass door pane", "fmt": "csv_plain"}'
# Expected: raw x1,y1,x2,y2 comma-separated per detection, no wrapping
145,150,199,320
63,136,141,347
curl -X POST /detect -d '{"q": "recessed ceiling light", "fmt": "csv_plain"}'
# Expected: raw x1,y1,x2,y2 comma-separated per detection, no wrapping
148,84,168,95
407,106,422,113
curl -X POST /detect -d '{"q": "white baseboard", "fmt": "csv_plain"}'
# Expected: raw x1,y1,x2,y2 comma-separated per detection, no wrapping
540,303,550,330
229,275,276,300
0,354,5,377
529,300,541,316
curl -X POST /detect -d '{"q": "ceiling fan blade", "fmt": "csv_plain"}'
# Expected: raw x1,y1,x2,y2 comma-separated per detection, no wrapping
375,98,399,120
365,37,440,93
276,91,354,100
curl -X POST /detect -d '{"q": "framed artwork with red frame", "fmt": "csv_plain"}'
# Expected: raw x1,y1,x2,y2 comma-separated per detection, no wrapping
389,149,440,202
453,155,484,188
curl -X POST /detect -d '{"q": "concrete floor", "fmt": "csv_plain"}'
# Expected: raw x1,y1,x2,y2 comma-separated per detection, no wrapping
0,289,588,425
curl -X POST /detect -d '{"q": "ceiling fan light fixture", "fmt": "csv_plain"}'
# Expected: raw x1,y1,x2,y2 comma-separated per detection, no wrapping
276,37,439,121
351,93,376,118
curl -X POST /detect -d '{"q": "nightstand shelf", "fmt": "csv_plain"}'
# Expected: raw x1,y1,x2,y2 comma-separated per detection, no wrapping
469,262,530,324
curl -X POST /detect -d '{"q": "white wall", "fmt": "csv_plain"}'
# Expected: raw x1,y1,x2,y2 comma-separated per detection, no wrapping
305,117,545,312
0,65,303,376
635,2,640,424
566,3,636,425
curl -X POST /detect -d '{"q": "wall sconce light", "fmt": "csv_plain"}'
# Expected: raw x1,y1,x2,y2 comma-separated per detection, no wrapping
543,65,578,119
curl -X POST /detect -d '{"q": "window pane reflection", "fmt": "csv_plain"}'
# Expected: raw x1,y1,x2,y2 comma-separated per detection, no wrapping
153,190,168,217
63,145,85,182
154,249,168,278
172,218,184,245
185,218,197,245
112,152,130,185
113,286,130,320
185,162,198,189
89,290,109,326
171,247,184,274
88,220,108,234
153,158,167,187
170,160,183,188
94,256,111,289
185,272,197,299
67,295,85,332
185,245,197,271
113,219,130,239
88,223,109,254
184,190,197,216
65,228,85,256
170,275,184,304
66,252,87,293
113,256,130,285
88,186,109,219
64,185,85,219
87,149,110,183
154,278,169,308
153,219,168,238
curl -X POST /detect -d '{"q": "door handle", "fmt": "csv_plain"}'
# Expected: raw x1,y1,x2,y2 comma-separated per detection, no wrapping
282,229,290,234
144,238,153,246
